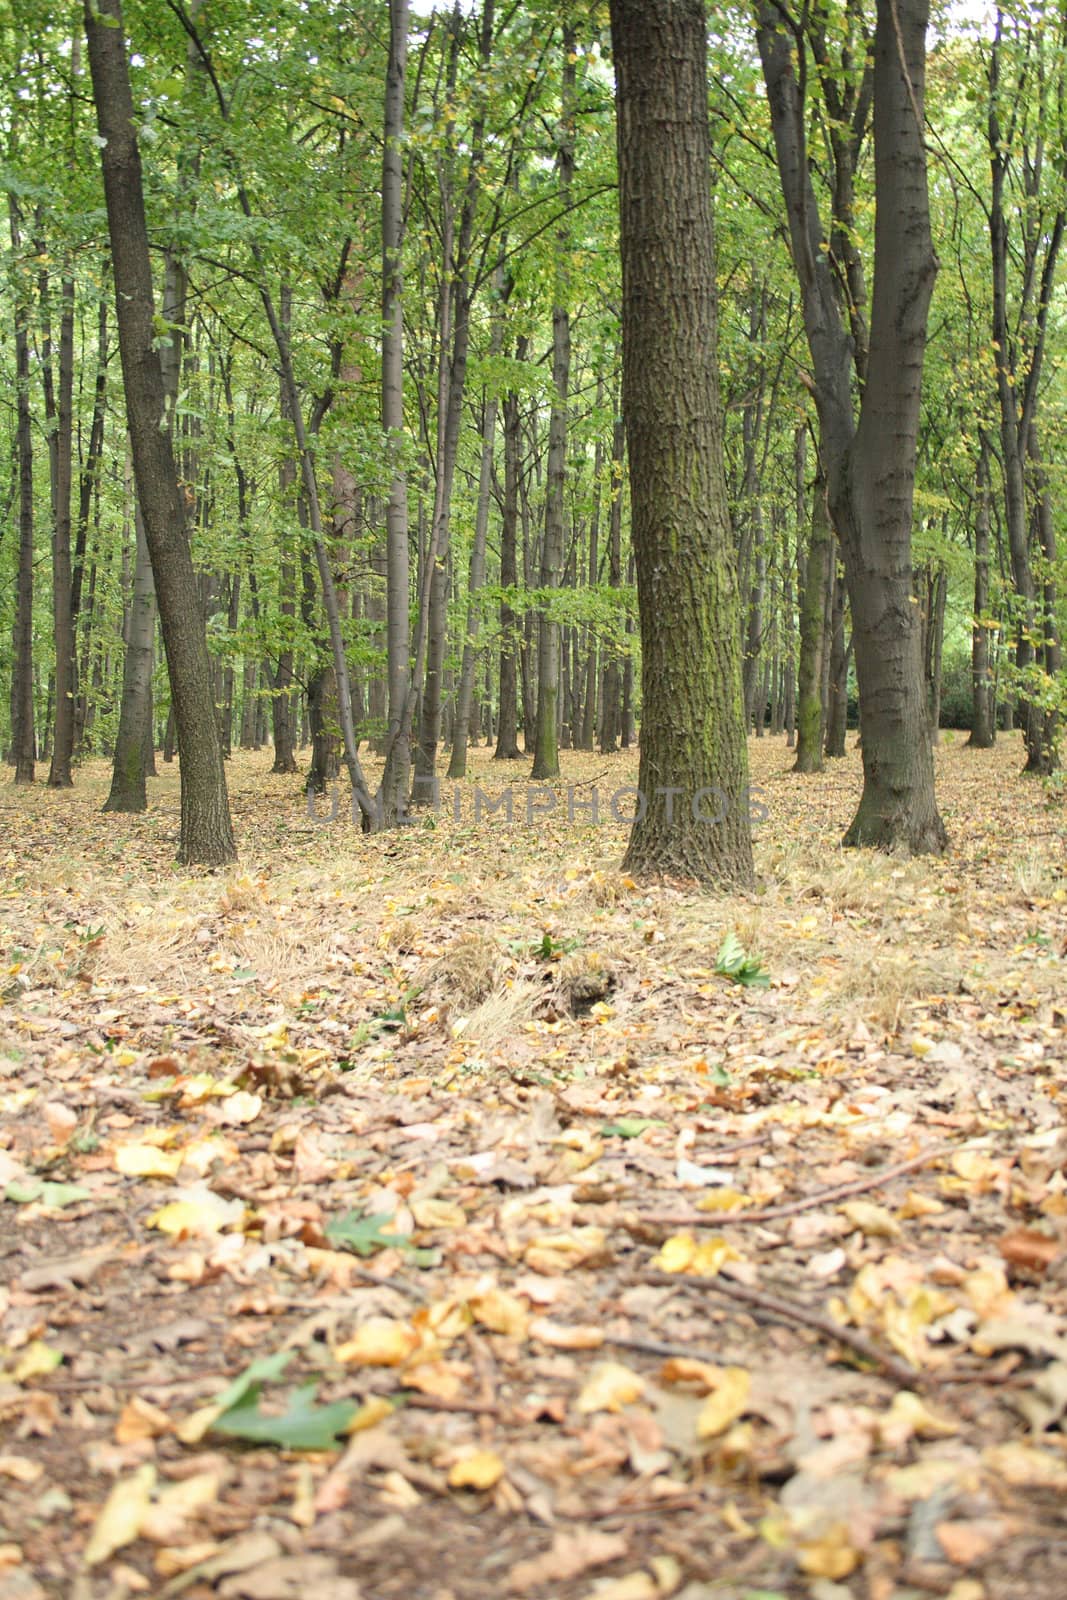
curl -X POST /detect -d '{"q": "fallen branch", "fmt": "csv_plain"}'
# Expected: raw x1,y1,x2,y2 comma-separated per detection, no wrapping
634,1268,924,1388
634,1143,957,1228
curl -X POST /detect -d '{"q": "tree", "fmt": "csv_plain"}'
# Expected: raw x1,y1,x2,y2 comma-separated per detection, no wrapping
84,0,235,867
757,0,947,853
610,0,754,889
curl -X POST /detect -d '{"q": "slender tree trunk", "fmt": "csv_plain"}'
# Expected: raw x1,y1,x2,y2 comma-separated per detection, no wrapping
44,275,76,787
611,0,753,887
825,571,848,758
924,562,947,743
9,200,35,785
795,469,831,771
449,315,502,779
85,0,235,865
494,366,525,760
968,439,996,748
531,27,575,781
599,414,625,754
104,503,156,812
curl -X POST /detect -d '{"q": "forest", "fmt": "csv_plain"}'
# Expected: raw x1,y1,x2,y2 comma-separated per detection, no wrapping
0,1,1066,1597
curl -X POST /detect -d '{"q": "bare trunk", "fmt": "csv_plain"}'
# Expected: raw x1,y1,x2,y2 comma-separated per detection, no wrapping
86,0,235,865
611,0,753,887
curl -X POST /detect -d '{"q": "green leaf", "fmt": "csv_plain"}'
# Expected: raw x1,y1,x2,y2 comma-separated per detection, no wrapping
600,1118,661,1138
326,1209,404,1257
212,1381,357,1451
5,1179,92,1208
715,934,770,989
211,1350,294,1414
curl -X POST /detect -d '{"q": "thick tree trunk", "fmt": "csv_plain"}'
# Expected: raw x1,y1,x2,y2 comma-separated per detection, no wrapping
85,0,235,865
758,0,945,853
379,0,413,824
611,0,753,888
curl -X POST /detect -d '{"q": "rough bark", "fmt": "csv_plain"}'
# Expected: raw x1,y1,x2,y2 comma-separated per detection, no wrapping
379,0,414,822
85,0,235,865
757,0,946,853
611,0,754,888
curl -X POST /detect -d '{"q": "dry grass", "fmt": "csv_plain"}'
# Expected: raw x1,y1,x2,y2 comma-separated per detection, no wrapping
1,732,1062,1081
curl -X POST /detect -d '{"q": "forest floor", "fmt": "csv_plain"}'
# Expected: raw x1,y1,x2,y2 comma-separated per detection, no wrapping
1,733,1066,1600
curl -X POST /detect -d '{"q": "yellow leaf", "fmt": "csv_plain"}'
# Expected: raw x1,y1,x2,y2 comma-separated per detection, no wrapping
344,1396,394,1433
469,1286,529,1338
696,1368,751,1438
879,1390,958,1446
448,1449,505,1490
660,1357,723,1392
796,1524,860,1579
334,1317,420,1367
147,1184,246,1238
524,1226,606,1274
652,1233,697,1273
115,1397,172,1444
576,1361,646,1414
840,1200,901,1239
84,1464,157,1566
695,1188,750,1213
410,1196,466,1229
115,1144,183,1179
651,1232,738,1276
529,1317,604,1350
13,1341,63,1383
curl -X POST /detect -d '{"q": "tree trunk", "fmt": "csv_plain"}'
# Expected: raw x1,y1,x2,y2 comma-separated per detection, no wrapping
968,439,996,748
531,27,575,782
85,0,235,865
795,468,831,772
757,0,945,853
104,503,156,813
825,571,848,758
448,289,502,779
494,377,524,760
9,199,35,785
45,274,77,788
611,0,753,888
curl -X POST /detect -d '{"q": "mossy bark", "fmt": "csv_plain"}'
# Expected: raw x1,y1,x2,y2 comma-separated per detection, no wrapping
611,0,754,889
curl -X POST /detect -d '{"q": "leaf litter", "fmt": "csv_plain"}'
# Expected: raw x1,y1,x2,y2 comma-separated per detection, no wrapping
0,735,1064,1599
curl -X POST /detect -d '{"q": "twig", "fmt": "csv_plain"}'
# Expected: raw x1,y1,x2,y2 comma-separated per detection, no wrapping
602,1332,728,1366
634,1268,923,1388
574,1493,706,1521
400,1392,504,1417
633,1144,955,1228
